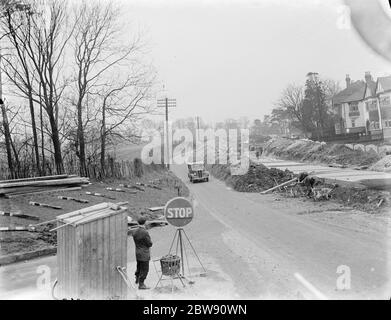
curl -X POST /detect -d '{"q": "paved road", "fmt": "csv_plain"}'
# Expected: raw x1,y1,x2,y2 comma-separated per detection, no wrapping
0,164,390,299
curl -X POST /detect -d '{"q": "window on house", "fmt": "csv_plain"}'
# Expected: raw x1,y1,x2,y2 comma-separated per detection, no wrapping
385,120,391,128
380,96,391,107
351,119,355,128
371,121,380,130
366,100,378,111
349,102,359,112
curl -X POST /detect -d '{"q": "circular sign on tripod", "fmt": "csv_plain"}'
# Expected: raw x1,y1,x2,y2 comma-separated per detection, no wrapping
164,197,194,227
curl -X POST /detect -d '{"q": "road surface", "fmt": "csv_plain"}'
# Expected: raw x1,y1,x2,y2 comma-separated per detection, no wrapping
0,164,390,299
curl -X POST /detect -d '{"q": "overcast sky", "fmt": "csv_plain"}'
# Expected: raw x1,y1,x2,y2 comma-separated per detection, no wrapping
121,0,391,123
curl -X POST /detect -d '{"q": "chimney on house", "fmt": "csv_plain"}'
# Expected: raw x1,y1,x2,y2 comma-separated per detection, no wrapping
346,74,351,88
365,71,372,83
306,72,319,82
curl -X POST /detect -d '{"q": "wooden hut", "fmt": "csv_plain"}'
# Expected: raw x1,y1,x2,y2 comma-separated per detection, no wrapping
56,203,128,300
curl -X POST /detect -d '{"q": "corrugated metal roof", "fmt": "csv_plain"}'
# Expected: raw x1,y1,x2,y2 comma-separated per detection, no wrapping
332,81,366,104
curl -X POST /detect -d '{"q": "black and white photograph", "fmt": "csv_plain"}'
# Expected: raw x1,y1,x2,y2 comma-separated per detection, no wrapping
0,0,390,306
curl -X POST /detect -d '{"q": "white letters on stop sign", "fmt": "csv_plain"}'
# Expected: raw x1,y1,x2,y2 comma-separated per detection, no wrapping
167,207,192,218
165,197,194,227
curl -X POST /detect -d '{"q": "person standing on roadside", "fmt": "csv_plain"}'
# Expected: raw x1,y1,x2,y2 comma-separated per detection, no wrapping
131,216,153,289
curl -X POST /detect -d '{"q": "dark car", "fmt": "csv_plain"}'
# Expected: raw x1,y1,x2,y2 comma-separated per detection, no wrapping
187,162,209,183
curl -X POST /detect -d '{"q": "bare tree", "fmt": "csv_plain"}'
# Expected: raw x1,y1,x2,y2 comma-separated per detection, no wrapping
0,0,34,178
273,84,310,136
97,73,154,173
1,5,42,174
19,0,74,174
71,1,154,175
323,78,341,102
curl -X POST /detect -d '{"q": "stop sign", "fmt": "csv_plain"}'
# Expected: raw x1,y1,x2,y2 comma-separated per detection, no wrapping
164,197,194,227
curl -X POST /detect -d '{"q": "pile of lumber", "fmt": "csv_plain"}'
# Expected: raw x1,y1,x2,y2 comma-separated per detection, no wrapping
0,175,89,197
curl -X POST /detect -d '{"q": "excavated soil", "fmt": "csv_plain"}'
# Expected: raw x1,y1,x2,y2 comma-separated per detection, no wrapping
209,162,296,192
263,137,380,168
208,162,389,213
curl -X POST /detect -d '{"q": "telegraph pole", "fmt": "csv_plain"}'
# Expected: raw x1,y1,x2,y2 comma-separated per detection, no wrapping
196,116,200,142
157,97,176,169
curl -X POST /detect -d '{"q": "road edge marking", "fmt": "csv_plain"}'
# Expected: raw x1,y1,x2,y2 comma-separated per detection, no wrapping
294,272,328,300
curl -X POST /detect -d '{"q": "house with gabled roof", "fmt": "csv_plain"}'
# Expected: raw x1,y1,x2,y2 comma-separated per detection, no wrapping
376,75,391,138
332,72,391,141
363,72,381,131
332,74,367,134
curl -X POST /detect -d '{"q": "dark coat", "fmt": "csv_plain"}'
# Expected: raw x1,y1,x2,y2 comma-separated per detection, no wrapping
131,226,153,261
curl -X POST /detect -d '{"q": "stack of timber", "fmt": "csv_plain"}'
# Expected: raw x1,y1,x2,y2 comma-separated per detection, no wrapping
0,175,89,197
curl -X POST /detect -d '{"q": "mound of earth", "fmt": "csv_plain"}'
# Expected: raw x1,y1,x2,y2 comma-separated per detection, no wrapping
209,162,296,192
263,137,380,167
208,162,389,213
370,155,391,172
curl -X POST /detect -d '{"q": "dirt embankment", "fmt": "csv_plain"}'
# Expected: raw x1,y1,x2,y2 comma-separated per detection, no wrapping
0,163,189,257
208,162,389,213
263,137,381,168
209,162,295,192
370,155,391,172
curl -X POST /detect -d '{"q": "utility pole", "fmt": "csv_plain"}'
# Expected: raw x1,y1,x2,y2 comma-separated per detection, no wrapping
196,116,200,142
157,97,176,170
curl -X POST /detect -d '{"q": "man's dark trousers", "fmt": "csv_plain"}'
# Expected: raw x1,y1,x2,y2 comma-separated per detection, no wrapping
135,260,149,283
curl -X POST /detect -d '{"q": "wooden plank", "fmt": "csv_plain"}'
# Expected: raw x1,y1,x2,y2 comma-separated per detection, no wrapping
260,178,298,194
57,222,64,298
0,177,89,189
114,213,122,299
76,225,84,299
0,174,72,184
109,213,116,298
60,223,66,298
63,223,69,298
0,226,30,232
120,211,127,299
0,211,39,221
96,218,104,299
102,216,110,299
29,202,62,210
85,192,116,200
106,187,126,192
58,196,89,204
57,203,109,221
148,206,164,212
72,226,78,299
80,223,90,299
90,219,98,299
74,227,81,298
5,187,82,198
68,226,74,298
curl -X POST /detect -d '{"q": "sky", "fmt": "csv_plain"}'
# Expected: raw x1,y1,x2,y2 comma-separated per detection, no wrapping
121,0,391,123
